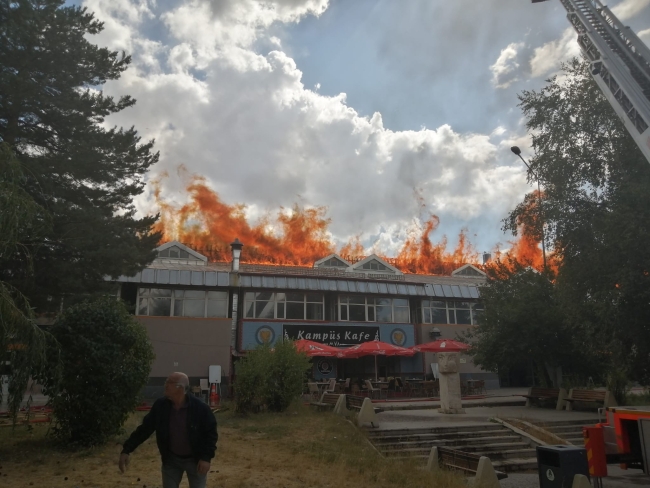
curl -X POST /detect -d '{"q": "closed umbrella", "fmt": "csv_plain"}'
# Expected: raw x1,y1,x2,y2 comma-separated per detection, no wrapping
341,340,415,381
294,339,342,357
411,339,470,353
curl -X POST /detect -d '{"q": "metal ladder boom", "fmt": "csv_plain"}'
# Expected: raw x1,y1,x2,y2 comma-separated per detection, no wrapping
536,0,650,163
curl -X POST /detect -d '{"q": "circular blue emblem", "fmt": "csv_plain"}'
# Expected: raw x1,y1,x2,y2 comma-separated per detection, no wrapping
390,328,407,346
255,326,275,345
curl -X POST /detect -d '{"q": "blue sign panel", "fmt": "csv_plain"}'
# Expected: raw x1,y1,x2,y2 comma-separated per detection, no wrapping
240,321,415,351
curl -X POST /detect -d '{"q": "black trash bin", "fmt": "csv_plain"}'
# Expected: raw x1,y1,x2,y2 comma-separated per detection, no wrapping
537,445,589,488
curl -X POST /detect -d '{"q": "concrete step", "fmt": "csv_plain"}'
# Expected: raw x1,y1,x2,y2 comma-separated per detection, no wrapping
379,435,523,450
493,457,539,472
382,442,532,458
473,448,537,461
564,437,585,445
368,423,504,438
371,429,515,444
536,419,598,428
546,424,588,434
455,442,532,454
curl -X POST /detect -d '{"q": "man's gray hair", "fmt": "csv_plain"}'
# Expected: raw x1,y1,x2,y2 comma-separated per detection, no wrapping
175,372,190,393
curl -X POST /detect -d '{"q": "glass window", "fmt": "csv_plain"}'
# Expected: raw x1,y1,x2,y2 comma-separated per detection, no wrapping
182,299,204,317
394,306,410,323
150,298,171,316
242,291,323,320
456,309,472,325
375,306,391,322
432,308,447,323
255,300,274,319
349,304,365,321
138,298,148,315
207,299,228,318
306,303,323,320
286,302,304,319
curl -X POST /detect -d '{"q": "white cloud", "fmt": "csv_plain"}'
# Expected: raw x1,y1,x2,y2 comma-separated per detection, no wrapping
490,42,525,89
85,0,531,254
639,28,650,45
530,28,580,79
611,0,650,20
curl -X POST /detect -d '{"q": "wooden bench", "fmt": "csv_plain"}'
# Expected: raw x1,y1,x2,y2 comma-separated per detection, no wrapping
345,395,383,414
437,447,507,480
522,387,567,410
310,392,340,410
565,389,616,411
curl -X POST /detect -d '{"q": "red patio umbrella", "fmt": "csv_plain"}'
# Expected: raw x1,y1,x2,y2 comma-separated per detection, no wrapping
293,339,342,357
340,340,415,381
411,339,470,353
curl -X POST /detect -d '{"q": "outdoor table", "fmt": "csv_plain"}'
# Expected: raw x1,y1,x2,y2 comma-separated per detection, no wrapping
316,381,331,394
465,379,481,395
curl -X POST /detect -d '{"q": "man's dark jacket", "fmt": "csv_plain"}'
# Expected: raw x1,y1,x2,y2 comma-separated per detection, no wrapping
122,394,217,463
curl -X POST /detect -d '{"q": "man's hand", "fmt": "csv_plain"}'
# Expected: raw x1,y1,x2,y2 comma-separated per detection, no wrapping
197,460,210,475
119,453,130,473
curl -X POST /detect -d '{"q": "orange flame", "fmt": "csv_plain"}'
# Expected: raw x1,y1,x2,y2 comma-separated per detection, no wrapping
152,172,550,275
486,189,558,276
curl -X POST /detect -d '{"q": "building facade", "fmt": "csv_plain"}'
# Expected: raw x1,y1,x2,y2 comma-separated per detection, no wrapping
114,240,496,397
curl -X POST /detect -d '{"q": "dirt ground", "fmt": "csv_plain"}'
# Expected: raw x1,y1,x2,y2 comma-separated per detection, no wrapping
0,403,465,488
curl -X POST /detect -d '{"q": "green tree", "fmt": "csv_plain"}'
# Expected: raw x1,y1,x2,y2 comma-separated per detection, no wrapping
234,341,310,413
505,59,650,396
466,260,580,387
43,298,154,446
0,0,160,308
0,142,60,420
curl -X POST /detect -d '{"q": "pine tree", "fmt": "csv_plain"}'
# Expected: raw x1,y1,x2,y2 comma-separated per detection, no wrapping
0,0,160,307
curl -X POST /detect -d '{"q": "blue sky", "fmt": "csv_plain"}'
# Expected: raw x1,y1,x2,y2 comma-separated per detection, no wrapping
79,0,650,256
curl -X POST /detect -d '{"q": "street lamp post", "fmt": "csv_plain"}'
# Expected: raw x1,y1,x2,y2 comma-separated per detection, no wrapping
511,146,547,271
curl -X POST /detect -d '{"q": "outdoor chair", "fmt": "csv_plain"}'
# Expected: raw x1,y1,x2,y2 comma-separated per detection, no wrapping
199,378,210,397
365,380,385,400
394,377,404,393
308,382,321,401
422,380,436,397
326,378,337,393
474,380,486,395
431,379,440,396
343,378,351,392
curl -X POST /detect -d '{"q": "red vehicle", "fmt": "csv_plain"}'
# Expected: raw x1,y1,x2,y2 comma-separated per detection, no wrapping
583,406,650,479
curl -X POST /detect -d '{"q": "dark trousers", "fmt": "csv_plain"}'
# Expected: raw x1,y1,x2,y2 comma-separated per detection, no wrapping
161,454,207,488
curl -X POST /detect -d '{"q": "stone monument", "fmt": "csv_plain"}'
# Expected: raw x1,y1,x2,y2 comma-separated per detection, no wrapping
437,352,465,414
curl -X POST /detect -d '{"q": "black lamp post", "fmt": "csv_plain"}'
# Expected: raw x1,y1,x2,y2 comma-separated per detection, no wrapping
511,146,547,271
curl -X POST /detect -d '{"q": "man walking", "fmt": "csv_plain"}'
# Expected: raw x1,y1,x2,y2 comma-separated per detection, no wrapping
119,372,217,488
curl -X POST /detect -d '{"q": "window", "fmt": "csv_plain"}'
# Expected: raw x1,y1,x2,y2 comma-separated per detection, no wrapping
158,246,191,259
321,257,348,267
339,296,410,323
359,260,394,272
137,288,228,318
243,292,324,320
138,288,172,316
421,300,483,325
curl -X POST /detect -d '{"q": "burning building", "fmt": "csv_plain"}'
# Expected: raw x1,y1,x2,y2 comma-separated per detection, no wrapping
114,239,494,397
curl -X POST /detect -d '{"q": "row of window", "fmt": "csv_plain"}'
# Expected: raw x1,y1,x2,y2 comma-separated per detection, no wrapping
136,288,484,325
421,299,484,325
138,289,229,318
244,292,324,320
339,296,409,322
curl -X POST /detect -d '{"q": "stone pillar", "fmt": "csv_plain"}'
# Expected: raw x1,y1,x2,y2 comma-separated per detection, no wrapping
437,352,465,414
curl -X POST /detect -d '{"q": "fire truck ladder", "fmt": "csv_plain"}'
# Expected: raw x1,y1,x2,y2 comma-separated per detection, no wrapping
538,0,650,162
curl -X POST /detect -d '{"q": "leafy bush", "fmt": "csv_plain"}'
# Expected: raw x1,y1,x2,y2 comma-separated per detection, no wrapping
234,340,310,413
43,298,154,446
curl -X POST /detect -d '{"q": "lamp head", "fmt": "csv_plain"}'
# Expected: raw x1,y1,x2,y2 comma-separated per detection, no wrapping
510,146,522,156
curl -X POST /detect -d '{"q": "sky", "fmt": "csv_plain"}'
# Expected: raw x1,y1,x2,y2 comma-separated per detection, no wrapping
79,0,650,257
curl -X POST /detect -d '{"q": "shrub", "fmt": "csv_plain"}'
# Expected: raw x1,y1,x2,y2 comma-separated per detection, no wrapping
43,298,154,446
234,340,310,413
